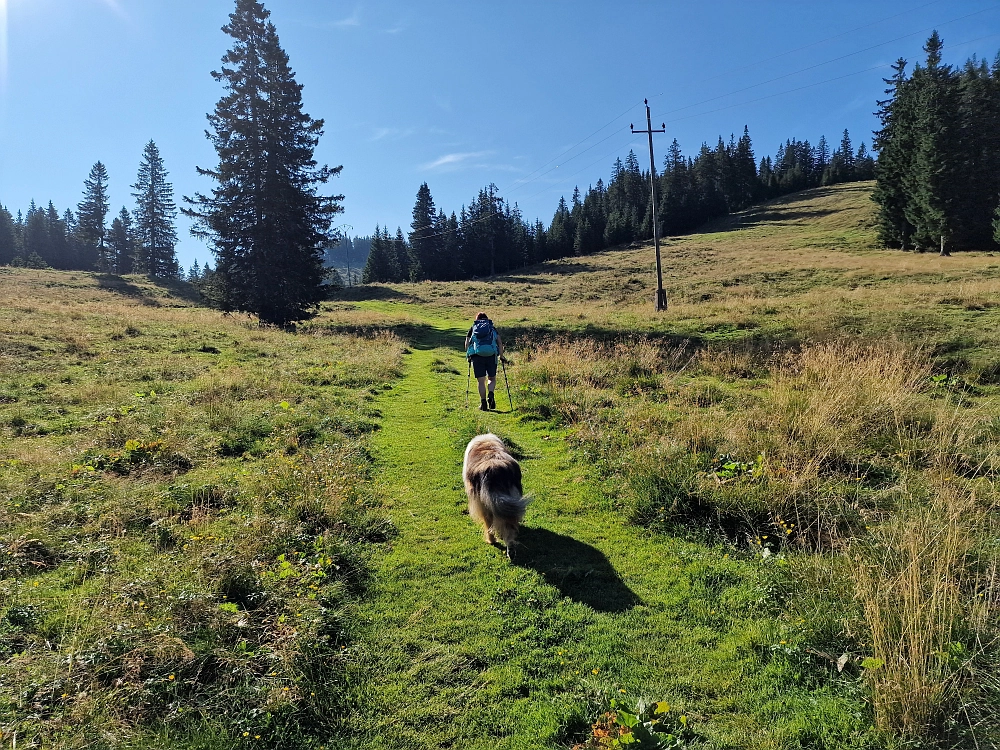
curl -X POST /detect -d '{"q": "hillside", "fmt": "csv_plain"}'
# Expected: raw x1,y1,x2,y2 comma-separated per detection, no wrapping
345,182,1000,372
2,182,998,749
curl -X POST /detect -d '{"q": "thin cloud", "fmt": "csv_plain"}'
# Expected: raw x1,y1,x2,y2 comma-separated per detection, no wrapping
383,24,405,34
370,127,415,142
331,8,362,28
422,151,492,171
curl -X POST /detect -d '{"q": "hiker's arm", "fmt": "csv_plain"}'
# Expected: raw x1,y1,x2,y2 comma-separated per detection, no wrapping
498,334,505,359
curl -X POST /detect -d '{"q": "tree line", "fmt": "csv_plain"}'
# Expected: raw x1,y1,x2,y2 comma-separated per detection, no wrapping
0,142,181,277
363,127,874,283
1,0,339,327
873,32,1000,254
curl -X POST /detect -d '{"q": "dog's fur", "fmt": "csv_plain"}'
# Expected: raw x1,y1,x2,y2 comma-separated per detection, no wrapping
463,434,528,559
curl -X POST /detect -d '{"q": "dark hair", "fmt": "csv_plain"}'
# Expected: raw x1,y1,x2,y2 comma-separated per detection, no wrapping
475,312,489,321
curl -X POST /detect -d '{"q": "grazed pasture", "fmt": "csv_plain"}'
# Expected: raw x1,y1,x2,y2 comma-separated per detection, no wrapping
2,182,998,749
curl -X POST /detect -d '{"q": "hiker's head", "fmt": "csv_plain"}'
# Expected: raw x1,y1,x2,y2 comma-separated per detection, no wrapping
475,312,489,322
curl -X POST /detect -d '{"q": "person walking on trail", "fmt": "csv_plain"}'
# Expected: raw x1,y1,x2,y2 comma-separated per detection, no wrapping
466,312,505,411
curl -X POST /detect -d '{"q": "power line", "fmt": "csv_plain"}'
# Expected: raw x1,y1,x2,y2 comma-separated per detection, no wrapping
652,3,1000,123
690,0,949,87
380,18,1000,245
521,27,1000,208
499,98,644,193
502,2,1000,205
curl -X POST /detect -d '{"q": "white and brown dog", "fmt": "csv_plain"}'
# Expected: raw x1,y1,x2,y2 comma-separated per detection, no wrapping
462,434,528,560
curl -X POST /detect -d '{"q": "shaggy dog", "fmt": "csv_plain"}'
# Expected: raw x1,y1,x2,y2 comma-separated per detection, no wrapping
463,434,528,560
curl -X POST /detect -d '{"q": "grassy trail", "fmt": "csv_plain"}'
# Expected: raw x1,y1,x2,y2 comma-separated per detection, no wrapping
347,311,862,750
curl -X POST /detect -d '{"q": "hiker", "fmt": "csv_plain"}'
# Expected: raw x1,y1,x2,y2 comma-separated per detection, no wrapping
466,312,505,411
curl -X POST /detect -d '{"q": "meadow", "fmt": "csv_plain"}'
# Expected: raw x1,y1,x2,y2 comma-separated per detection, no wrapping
2,182,998,748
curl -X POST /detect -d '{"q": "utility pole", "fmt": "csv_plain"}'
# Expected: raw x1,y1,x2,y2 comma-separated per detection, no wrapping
632,99,668,311
337,224,353,286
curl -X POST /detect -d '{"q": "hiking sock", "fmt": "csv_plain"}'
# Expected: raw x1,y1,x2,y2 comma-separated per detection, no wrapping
480,398,488,411
487,392,496,410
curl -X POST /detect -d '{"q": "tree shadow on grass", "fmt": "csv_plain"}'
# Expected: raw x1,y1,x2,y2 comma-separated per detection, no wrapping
328,285,416,302
96,275,161,306
145,276,206,305
514,527,641,613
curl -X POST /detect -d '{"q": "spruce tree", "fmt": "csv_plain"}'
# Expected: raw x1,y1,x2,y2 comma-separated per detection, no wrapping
44,202,70,269
441,212,462,278
362,226,398,283
731,126,759,210
838,129,855,179
872,58,915,248
184,0,343,324
23,202,50,268
77,162,110,270
62,210,79,268
133,140,179,278
548,196,573,258
392,227,411,281
911,32,961,254
409,183,437,280
12,211,24,263
816,136,830,181
108,208,137,274
0,206,15,265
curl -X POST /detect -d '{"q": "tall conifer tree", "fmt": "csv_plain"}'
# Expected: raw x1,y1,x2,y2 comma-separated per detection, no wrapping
872,58,914,248
108,207,137,274
184,0,343,324
77,162,110,270
409,183,437,280
362,226,398,283
133,141,178,277
0,207,15,266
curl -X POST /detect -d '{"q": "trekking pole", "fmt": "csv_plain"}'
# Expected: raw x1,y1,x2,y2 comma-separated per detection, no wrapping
465,359,471,409
500,357,514,411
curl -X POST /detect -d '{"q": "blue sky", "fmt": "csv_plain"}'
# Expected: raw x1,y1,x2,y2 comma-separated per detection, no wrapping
2,0,1000,270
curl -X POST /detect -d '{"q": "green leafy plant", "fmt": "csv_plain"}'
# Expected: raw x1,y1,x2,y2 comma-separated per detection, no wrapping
574,699,695,749
711,453,764,482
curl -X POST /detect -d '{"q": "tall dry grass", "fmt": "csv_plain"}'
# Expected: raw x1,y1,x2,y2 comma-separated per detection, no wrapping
852,484,999,738
519,333,1000,742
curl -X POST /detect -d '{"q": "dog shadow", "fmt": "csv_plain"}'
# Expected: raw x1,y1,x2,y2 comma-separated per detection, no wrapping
513,527,642,613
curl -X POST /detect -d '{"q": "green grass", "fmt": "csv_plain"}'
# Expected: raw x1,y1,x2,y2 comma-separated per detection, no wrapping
333,318,881,750
3,183,999,748
0,271,404,748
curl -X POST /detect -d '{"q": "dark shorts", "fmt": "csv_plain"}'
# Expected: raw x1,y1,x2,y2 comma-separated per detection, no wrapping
471,355,497,379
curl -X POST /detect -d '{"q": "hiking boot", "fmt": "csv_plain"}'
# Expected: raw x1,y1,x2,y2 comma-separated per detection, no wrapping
487,393,496,410
480,398,488,411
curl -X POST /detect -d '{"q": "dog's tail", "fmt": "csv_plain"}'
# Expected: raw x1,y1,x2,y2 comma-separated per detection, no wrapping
482,489,529,552
483,490,530,524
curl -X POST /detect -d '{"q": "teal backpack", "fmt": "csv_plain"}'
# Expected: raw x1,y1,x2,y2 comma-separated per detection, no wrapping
467,319,498,357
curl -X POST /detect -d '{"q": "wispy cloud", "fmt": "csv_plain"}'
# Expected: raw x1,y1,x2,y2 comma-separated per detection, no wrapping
422,151,492,171
383,24,405,34
370,127,415,142
419,151,521,174
332,7,362,28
